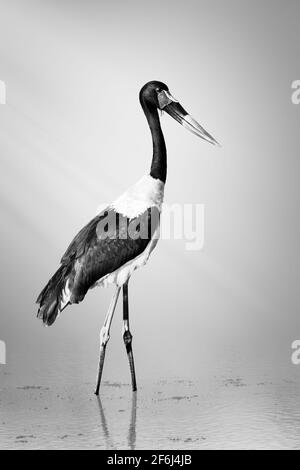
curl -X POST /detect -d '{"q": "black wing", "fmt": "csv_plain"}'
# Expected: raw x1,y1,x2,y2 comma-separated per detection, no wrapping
62,206,160,302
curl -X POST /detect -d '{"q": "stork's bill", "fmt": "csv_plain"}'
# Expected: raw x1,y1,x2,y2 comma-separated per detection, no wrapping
157,89,220,146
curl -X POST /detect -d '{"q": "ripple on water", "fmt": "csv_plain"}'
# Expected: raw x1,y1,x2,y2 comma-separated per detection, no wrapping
0,374,299,449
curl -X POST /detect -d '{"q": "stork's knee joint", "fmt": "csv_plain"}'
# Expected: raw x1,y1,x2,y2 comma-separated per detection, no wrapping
123,330,133,350
100,326,110,347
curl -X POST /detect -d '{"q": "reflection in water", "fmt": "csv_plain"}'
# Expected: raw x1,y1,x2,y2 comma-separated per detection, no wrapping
97,396,115,449
97,392,137,449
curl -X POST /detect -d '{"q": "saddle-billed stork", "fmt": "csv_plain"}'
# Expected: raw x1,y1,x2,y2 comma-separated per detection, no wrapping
36,81,219,395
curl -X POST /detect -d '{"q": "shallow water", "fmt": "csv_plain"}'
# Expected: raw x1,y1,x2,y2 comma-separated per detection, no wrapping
0,367,300,449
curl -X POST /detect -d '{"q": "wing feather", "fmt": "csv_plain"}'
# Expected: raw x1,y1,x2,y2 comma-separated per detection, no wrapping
63,206,160,302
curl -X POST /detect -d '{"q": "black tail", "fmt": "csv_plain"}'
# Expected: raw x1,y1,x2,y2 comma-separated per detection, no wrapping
36,265,70,326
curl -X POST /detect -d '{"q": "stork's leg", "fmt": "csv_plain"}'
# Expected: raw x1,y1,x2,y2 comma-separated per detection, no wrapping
95,286,121,395
128,391,137,449
122,281,137,392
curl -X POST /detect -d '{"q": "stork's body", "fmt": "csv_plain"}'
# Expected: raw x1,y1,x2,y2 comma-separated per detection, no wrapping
36,81,218,394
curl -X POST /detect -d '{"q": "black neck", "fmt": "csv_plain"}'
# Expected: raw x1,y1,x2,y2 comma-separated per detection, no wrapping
140,99,167,183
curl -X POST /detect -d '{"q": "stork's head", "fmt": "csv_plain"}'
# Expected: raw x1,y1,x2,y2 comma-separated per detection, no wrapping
139,80,219,146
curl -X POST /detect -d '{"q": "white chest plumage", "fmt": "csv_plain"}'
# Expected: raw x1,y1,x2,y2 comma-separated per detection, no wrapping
111,174,165,219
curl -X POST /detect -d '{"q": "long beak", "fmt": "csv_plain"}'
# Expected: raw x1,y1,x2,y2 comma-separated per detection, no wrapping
164,101,220,146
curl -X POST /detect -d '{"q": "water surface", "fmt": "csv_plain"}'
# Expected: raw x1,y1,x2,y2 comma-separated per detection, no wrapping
1,367,299,449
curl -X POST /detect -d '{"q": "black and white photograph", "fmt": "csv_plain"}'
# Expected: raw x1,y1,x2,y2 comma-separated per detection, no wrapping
0,0,299,454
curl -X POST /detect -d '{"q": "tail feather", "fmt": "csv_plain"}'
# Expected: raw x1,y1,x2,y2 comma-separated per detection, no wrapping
36,265,70,326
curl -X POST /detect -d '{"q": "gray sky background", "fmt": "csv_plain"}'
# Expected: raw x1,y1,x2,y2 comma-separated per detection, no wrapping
0,0,299,385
